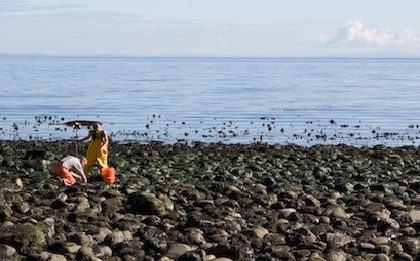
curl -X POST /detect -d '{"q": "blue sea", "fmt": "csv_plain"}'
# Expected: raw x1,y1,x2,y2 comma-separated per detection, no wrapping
1,55,420,147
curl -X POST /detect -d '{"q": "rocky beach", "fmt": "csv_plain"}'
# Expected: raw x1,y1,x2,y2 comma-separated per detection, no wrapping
2,139,420,261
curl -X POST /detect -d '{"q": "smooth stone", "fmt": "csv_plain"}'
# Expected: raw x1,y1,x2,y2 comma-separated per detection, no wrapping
253,225,269,239
370,236,390,245
327,250,346,261
13,177,24,188
373,253,390,261
0,244,16,257
166,243,196,259
48,253,68,261
359,242,376,250
409,210,420,222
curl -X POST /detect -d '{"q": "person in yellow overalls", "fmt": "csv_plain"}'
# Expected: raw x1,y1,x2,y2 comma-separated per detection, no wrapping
79,122,109,176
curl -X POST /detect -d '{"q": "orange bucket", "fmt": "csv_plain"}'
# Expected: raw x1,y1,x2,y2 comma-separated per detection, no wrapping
101,167,116,184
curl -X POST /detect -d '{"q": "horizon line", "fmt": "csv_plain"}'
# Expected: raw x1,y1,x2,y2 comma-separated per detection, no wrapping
1,52,420,59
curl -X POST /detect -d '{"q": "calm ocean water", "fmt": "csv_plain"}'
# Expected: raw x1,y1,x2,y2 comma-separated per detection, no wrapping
1,55,420,147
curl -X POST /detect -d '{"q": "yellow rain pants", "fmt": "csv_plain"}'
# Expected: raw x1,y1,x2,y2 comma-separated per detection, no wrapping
84,139,108,175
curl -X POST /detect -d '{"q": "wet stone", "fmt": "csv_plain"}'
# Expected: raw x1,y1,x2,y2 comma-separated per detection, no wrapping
1,140,420,260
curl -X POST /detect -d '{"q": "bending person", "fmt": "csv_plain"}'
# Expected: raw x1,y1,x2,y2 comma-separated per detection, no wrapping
51,156,88,186
79,122,109,175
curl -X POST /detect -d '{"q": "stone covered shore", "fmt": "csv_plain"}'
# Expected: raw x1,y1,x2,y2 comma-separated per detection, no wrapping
2,140,420,261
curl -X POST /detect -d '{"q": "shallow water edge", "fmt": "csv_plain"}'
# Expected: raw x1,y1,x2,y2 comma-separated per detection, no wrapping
1,114,420,148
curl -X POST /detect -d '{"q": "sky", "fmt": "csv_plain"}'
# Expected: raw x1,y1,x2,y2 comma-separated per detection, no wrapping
1,0,420,57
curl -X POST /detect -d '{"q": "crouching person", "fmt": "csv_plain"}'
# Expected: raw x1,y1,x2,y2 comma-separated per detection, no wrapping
51,156,88,186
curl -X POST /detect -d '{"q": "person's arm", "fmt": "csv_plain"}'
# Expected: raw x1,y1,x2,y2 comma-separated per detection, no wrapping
81,172,87,183
71,172,87,183
79,130,92,142
72,160,88,183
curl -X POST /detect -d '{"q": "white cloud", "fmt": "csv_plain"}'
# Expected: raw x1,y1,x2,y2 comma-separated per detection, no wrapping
328,21,393,46
394,29,420,44
318,21,420,48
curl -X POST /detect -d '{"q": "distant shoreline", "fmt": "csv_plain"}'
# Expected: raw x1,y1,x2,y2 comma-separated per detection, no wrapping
1,53,420,59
